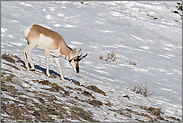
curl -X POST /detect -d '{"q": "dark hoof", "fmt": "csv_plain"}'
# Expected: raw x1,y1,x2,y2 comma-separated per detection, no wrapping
30,69,35,71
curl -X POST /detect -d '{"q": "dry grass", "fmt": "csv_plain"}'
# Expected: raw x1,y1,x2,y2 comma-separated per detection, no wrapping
99,52,117,62
131,83,154,97
128,61,137,65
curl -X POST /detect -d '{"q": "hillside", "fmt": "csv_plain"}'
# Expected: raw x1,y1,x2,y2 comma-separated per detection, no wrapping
1,1,182,122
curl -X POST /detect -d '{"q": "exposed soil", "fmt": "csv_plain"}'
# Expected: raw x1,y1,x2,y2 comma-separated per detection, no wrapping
1,53,182,122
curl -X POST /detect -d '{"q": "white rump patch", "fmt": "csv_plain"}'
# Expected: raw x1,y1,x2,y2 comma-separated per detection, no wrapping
22,25,33,38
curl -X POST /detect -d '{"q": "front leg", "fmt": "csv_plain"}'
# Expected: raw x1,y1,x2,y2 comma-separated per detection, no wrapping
54,57,66,81
45,50,50,77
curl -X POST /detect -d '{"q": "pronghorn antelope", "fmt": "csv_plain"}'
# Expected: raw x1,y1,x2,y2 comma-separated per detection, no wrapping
22,24,87,81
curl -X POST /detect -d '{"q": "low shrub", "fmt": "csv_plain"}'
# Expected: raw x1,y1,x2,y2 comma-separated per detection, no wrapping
131,83,154,97
99,52,117,62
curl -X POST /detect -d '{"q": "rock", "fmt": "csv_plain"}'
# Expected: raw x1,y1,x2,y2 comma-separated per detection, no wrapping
125,113,132,118
178,6,182,11
48,95,57,101
148,107,162,116
137,105,144,110
50,73,57,78
105,101,112,107
1,86,7,91
66,110,71,115
86,85,106,96
19,107,29,115
167,116,181,121
136,119,144,122
64,91,70,96
11,76,22,86
33,80,51,86
74,96,79,100
74,81,80,86
41,113,49,121
40,80,51,85
82,91,95,99
89,100,103,107
2,53,15,63
99,56,103,60
3,62,20,70
62,119,71,122
19,96,28,102
51,83,59,88
12,54,21,60
173,11,179,14
69,106,99,122
36,97,45,104
66,86,73,90
6,75,14,81
25,104,34,112
5,108,13,115
123,95,130,100
32,110,40,117
51,83,60,92
125,108,133,113
33,110,50,122
46,108,58,115
1,71,7,77
74,88,82,91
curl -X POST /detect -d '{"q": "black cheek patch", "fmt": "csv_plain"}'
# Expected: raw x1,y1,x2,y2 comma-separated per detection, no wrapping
76,67,79,73
76,62,79,73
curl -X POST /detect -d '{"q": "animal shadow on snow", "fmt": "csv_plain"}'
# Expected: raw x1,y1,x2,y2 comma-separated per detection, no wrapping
17,59,78,82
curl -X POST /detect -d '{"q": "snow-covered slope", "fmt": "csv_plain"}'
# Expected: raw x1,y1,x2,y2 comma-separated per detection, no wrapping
1,1,182,122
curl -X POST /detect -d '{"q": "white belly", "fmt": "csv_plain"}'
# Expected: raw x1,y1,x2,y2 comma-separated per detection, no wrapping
50,49,61,57
36,34,53,50
35,34,63,57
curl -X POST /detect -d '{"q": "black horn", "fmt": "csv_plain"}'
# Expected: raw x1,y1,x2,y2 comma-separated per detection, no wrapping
78,54,82,58
79,53,87,60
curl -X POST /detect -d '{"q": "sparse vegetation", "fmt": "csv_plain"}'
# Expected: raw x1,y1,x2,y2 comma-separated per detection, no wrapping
99,52,117,62
174,2,182,21
2,53,16,63
131,83,154,97
1,53,181,122
128,61,137,65
147,13,158,19
80,1,90,5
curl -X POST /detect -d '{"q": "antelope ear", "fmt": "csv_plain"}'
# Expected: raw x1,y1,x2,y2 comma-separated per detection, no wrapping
76,49,81,56
72,48,76,55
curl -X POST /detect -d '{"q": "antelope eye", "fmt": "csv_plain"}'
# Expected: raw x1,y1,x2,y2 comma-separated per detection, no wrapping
69,59,73,62
74,59,80,61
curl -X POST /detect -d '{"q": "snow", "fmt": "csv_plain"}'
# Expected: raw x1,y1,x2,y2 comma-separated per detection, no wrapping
1,1,182,121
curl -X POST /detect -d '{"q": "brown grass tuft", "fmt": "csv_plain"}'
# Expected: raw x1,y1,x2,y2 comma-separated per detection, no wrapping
131,83,154,97
128,61,137,65
99,52,117,62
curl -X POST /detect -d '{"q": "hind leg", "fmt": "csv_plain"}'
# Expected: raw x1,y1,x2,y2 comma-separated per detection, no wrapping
23,43,36,71
23,45,30,70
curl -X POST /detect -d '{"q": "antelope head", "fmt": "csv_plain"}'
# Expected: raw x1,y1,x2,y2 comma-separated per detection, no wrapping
69,49,87,73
